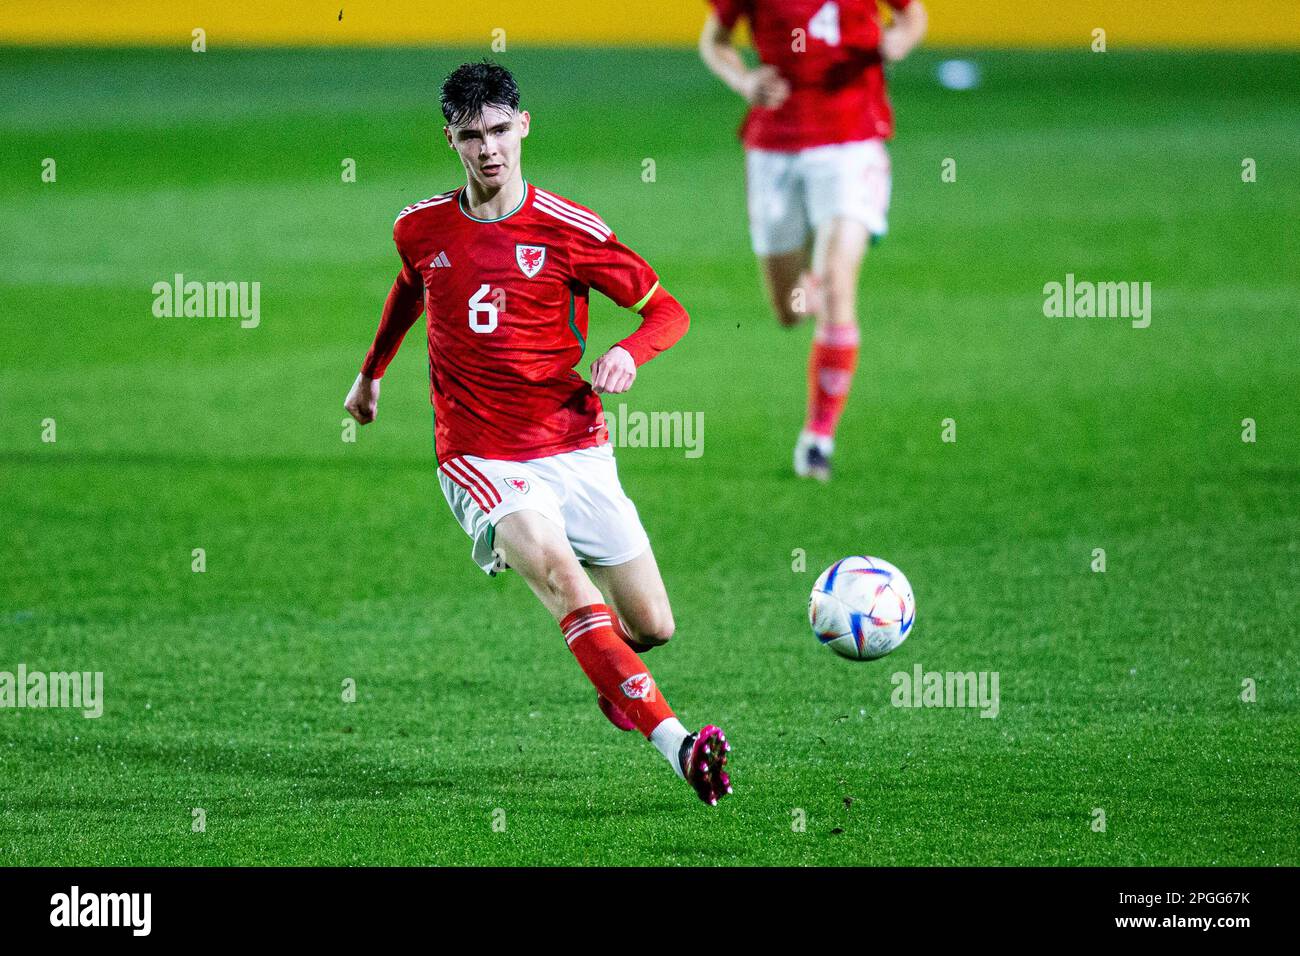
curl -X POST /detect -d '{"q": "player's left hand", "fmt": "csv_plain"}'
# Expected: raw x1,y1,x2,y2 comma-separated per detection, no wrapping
591,346,637,394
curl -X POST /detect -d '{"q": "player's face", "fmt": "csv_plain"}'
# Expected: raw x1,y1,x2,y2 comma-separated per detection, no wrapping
445,105,530,191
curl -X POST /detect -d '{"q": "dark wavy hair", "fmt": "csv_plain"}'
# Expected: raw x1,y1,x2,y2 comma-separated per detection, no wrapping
439,61,520,127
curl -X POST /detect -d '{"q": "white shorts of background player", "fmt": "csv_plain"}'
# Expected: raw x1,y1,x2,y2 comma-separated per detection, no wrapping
745,139,892,256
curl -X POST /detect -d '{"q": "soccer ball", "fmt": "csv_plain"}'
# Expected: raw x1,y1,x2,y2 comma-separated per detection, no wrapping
808,556,916,661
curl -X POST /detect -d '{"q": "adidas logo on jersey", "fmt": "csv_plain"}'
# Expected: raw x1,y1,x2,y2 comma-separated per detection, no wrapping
425,251,451,269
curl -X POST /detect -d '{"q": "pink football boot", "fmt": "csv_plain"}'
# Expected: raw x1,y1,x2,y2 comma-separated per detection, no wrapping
681,725,733,806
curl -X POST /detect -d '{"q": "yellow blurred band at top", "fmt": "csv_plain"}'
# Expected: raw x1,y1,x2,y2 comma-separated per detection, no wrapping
1,0,1297,48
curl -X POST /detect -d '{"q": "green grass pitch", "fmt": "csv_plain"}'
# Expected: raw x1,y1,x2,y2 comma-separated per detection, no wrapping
1,45,1296,866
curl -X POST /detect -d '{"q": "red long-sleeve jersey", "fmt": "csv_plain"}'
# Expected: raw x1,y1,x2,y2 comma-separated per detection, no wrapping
361,182,689,464
711,0,913,150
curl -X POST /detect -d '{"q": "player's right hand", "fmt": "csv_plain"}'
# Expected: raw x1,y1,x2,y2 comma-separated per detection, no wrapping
880,26,918,64
742,65,790,109
344,373,381,425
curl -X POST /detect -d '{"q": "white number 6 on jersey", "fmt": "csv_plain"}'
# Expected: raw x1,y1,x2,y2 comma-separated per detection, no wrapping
467,283,498,333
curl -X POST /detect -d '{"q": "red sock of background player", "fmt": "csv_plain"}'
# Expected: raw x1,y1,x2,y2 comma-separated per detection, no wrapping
805,323,860,442
562,604,689,776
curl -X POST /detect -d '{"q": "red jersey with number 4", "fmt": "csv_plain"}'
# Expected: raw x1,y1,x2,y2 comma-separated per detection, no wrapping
361,183,681,464
710,0,912,151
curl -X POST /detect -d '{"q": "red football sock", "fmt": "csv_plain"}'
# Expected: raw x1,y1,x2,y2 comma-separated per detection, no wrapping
562,604,674,739
805,323,860,439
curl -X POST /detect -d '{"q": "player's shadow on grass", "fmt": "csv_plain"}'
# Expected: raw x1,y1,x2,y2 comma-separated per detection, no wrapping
1241,463,1300,484
0,449,432,472
7,736,467,807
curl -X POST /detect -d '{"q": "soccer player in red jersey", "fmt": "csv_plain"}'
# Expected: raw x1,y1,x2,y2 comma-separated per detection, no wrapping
700,0,927,480
343,62,731,805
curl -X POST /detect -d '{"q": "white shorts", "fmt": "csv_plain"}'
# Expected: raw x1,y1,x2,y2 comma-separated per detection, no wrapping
745,139,892,256
437,443,650,576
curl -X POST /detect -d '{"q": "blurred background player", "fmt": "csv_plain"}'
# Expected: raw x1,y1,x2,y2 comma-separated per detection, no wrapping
343,62,732,806
699,0,927,481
